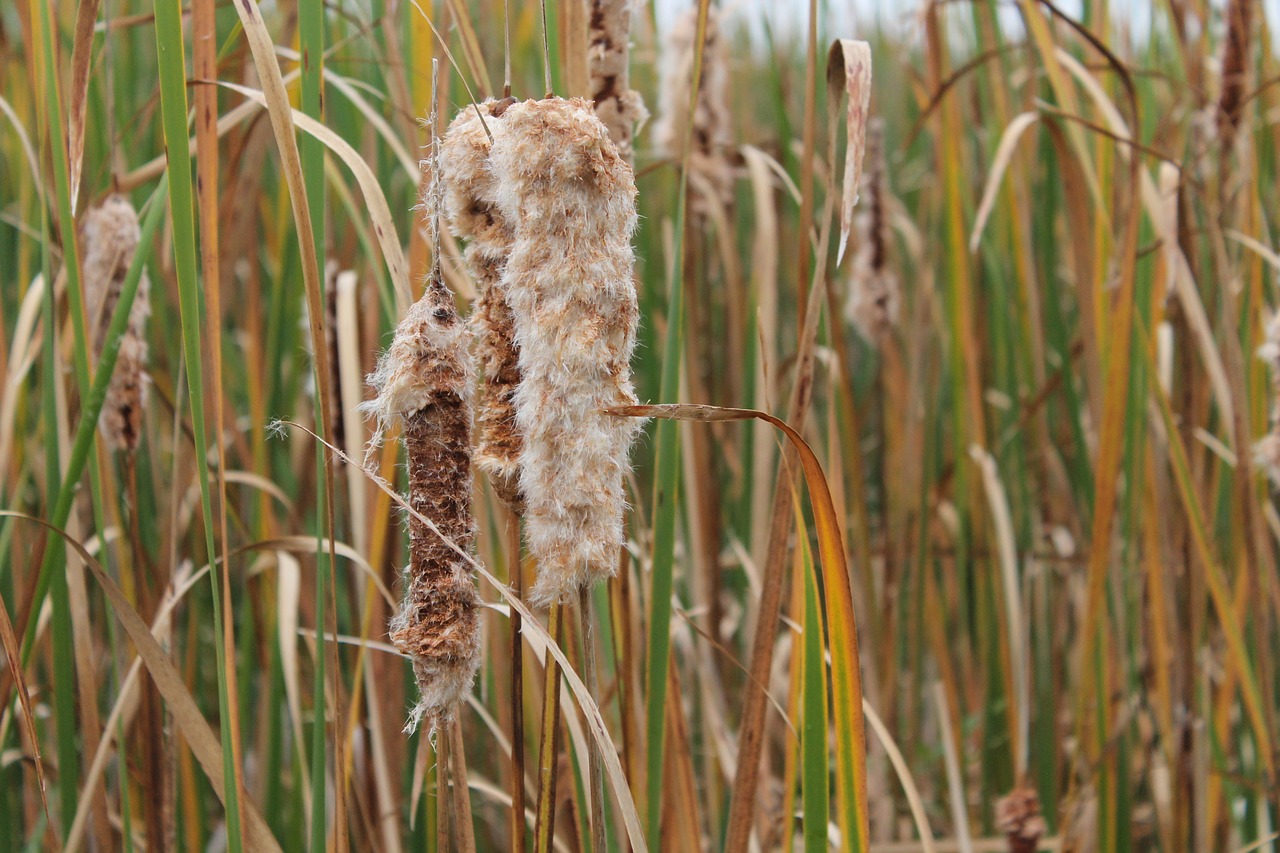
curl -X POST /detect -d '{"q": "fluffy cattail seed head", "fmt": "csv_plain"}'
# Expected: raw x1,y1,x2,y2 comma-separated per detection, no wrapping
364,277,482,731
81,194,150,451
588,0,648,160
440,101,525,511
488,97,643,607
844,120,898,344
653,5,734,216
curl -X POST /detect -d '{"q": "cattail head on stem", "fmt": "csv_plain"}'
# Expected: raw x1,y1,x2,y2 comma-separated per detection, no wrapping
81,194,150,451
364,274,482,731
440,100,526,511
488,97,642,607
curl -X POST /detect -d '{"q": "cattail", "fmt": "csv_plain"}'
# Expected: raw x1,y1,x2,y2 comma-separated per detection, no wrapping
1215,0,1251,156
844,120,898,344
365,278,482,730
588,0,648,161
995,786,1047,853
652,5,733,215
81,194,150,452
488,97,642,606
440,100,524,511
365,115,483,727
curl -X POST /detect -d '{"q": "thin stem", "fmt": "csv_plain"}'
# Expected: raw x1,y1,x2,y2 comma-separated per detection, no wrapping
507,508,527,853
539,0,552,97
579,586,607,853
503,0,512,99
533,604,564,853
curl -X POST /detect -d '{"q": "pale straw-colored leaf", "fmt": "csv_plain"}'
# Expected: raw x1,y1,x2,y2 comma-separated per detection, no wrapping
827,39,873,265
969,112,1040,252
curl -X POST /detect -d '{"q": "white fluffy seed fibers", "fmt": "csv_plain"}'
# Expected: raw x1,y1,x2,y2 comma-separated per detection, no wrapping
488,97,643,606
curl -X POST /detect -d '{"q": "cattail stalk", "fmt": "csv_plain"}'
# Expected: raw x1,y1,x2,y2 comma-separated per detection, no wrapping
588,0,648,161
441,100,525,511
844,120,898,344
488,97,642,607
653,5,733,216
81,194,150,451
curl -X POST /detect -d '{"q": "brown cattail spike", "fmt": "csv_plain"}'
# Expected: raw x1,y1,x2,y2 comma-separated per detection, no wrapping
1216,0,1251,156
364,273,482,731
844,120,898,344
653,5,733,216
588,0,648,161
489,97,642,607
81,194,151,452
440,101,525,511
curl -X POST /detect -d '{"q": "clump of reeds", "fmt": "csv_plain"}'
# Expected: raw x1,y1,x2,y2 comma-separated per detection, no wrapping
652,4,733,215
843,120,898,344
488,96,642,607
588,0,648,160
364,124,482,730
440,99,524,511
81,194,150,452
995,786,1047,853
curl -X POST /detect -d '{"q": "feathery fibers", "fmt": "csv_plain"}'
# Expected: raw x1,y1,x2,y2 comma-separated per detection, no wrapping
844,120,898,345
441,100,525,511
652,5,733,215
588,0,648,160
364,276,482,731
81,194,150,452
488,97,642,607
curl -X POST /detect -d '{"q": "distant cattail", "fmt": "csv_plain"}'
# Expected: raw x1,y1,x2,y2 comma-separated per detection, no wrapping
844,120,898,344
440,100,524,511
653,5,733,215
488,97,642,606
364,273,482,731
995,786,1047,853
1215,0,1251,156
81,194,150,452
588,0,648,161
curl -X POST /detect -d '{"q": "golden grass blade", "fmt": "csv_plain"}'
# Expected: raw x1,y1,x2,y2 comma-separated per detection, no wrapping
610,402,870,851
827,39,873,266
0,512,283,852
